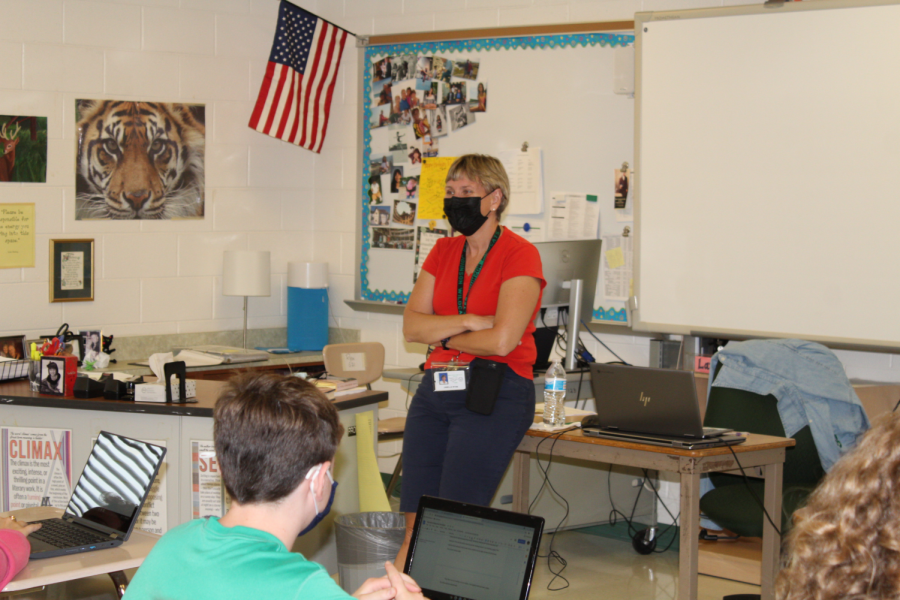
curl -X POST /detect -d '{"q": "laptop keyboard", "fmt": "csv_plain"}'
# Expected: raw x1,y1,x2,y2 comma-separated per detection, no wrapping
30,518,110,548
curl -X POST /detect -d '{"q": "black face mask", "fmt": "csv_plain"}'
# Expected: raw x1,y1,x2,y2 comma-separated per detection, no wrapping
444,193,490,236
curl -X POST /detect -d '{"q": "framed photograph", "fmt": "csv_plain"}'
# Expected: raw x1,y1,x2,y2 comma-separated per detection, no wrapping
50,239,94,302
0,335,26,360
81,330,102,362
39,356,65,396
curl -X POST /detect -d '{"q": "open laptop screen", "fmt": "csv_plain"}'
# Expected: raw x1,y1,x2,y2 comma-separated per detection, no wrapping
405,496,543,600
65,432,165,536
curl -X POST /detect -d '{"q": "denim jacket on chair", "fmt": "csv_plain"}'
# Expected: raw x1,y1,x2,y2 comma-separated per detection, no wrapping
707,339,869,472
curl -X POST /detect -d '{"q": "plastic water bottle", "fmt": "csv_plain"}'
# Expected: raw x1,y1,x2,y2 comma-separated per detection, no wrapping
542,360,567,427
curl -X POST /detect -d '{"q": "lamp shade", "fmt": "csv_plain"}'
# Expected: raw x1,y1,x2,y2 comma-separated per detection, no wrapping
223,251,271,297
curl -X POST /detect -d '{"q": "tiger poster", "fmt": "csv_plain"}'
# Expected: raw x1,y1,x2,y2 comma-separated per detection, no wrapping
0,115,48,183
74,100,205,220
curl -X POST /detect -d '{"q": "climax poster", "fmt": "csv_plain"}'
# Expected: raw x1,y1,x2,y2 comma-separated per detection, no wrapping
2,427,72,511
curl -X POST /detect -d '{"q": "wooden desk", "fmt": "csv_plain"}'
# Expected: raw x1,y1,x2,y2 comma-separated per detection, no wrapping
0,506,159,598
511,429,794,600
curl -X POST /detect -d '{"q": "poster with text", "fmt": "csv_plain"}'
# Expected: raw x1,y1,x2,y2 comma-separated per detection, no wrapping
191,441,230,519
0,204,35,269
2,427,72,512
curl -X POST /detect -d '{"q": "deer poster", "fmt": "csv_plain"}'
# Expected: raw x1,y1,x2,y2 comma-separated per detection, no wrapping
0,116,48,183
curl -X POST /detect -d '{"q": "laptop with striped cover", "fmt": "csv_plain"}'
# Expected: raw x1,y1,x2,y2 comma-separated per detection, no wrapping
26,431,166,559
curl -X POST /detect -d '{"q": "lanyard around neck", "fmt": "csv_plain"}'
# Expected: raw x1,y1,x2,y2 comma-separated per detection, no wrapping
457,227,502,315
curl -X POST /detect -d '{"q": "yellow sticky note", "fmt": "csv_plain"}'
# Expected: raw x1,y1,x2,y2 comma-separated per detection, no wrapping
417,157,457,220
355,411,391,513
606,247,625,269
0,203,35,269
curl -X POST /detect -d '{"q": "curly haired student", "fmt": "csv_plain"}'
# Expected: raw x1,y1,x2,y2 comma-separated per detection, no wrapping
777,411,900,600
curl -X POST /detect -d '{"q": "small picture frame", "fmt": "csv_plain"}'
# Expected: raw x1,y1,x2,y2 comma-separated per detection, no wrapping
39,356,66,396
81,330,102,363
50,239,94,303
0,335,26,360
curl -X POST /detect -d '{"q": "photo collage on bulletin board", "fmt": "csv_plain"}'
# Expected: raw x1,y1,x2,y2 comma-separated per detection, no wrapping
364,48,489,300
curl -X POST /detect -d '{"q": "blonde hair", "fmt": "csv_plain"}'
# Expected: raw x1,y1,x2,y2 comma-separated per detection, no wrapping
446,154,510,218
776,411,900,600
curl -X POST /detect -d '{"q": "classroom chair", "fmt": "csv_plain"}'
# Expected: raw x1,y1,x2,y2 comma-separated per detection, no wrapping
699,364,825,539
322,342,405,498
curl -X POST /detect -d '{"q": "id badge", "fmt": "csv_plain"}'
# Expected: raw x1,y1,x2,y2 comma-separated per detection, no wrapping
432,361,469,392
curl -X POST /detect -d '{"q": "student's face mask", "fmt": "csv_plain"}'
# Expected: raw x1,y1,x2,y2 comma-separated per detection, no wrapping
298,464,337,537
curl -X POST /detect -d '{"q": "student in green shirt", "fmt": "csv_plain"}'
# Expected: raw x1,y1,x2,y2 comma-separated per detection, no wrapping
125,373,425,600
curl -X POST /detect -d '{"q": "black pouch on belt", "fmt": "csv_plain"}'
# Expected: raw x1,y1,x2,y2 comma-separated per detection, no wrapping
465,358,508,415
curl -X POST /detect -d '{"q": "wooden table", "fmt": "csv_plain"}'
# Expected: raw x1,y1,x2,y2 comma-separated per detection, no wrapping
511,428,794,600
0,506,159,598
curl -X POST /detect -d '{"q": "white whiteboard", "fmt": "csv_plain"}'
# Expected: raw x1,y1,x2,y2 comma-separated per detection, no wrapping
634,0,900,349
359,33,634,322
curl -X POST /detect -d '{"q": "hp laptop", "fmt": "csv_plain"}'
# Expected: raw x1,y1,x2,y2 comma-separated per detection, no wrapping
582,363,746,449
404,496,544,600
27,431,166,559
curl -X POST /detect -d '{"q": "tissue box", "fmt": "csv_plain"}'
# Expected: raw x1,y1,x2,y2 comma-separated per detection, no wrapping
134,379,197,403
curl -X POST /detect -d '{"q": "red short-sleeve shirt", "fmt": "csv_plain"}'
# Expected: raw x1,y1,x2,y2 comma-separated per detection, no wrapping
422,227,545,379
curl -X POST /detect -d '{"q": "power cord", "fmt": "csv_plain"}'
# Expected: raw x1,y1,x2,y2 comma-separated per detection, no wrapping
580,320,630,365
726,445,783,538
639,469,680,553
528,426,579,591
606,466,679,554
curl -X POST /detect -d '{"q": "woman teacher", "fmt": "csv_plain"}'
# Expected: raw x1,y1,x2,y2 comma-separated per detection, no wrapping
397,154,545,566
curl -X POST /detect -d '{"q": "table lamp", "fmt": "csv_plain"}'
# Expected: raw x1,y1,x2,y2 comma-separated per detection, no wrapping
223,251,271,349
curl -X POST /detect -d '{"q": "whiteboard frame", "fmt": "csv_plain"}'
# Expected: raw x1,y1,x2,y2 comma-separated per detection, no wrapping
632,0,900,351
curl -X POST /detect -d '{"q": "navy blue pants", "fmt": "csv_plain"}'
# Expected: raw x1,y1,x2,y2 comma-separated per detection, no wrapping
399,367,536,512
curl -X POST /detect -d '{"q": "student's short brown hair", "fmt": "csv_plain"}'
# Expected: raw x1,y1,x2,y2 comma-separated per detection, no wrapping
214,373,343,505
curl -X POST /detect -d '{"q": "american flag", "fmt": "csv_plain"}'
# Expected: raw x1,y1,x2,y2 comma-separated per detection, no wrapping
249,2,348,153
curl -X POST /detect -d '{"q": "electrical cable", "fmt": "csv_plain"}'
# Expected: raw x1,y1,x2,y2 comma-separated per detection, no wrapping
726,444,783,538
528,426,579,591
605,466,679,554
640,469,679,553
579,320,630,365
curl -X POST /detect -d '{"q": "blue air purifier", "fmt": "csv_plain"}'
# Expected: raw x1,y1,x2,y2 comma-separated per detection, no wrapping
287,262,329,351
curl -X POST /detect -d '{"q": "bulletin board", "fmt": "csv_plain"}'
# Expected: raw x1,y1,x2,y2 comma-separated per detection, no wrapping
356,25,635,323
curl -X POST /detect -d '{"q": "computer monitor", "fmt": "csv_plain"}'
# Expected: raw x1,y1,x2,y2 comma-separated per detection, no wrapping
532,239,602,370
534,239,602,326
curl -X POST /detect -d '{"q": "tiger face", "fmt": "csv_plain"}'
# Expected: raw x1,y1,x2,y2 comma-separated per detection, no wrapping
75,101,205,220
